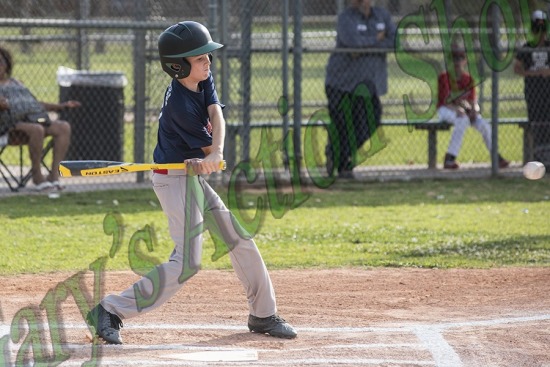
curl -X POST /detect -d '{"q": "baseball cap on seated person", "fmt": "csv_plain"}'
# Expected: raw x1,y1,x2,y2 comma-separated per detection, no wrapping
531,10,548,33
532,10,548,21
451,44,466,61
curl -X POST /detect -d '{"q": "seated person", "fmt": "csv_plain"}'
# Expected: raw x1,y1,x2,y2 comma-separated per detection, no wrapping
437,45,509,169
0,45,80,191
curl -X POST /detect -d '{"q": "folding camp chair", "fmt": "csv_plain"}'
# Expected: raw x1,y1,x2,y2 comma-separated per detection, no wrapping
0,130,53,192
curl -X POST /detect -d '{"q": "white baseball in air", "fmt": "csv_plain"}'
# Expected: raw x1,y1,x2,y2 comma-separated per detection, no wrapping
523,161,546,180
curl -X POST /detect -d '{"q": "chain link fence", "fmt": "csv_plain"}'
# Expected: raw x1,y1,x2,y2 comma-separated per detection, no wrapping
0,0,547,192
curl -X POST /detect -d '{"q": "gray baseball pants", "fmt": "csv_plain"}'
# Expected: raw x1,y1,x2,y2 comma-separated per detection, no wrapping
101,172,277,319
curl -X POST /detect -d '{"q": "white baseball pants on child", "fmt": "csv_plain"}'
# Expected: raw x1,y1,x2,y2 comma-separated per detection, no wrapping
438,106,492,157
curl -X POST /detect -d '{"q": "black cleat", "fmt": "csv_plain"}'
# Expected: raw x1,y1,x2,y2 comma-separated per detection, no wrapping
86,304,123,344
248,314,297,339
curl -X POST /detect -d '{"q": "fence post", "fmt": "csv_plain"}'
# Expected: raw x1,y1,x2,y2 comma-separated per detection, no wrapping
77,0,91,70
133,0,147,182
490,5,500,176
218,0,236,170
282,0,290,164
240,0,252,162
219,0,229,106
208,0,218,77
293,0,303,175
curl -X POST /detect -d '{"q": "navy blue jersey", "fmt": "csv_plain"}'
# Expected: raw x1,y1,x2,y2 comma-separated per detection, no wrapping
153,73,224,163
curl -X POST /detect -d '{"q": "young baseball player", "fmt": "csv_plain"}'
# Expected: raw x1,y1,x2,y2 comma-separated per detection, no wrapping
438,45,509,169
86,21,297,343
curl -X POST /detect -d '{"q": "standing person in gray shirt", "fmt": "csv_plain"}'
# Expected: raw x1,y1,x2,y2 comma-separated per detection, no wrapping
325,0,396,178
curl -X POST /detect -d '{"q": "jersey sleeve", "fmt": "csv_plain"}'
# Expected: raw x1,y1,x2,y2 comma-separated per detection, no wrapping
201,73,225,108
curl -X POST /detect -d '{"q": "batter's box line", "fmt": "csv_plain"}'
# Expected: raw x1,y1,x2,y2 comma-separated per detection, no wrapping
59,342,426,353
41,357,439,366
257,343,423,353
1,313,549,335
62,343,259,352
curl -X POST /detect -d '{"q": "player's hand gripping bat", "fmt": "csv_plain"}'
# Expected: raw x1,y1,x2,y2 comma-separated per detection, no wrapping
59,160,226,177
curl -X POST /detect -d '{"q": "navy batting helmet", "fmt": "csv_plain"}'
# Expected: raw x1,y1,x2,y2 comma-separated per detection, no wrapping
158,21,223,79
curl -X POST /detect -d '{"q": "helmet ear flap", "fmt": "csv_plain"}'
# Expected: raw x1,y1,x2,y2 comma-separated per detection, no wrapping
179,58,191,79
163,58,191,79
169,55,211,79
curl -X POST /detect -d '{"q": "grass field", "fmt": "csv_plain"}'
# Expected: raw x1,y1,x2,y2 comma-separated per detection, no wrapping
1,177,548,276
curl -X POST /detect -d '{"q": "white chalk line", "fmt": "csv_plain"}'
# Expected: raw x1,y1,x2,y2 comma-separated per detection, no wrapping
414,327,462,367
1,313,548,335
1,313,549,367
63,358,436,367
54,342,425,353
57,358,437,366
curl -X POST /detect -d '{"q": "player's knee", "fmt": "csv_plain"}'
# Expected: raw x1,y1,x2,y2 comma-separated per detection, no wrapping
455,116,469,130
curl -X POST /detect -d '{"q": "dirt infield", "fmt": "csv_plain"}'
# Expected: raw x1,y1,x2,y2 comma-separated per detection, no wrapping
1,267,549,366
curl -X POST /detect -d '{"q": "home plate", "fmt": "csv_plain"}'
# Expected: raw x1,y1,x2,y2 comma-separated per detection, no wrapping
164,350,258,362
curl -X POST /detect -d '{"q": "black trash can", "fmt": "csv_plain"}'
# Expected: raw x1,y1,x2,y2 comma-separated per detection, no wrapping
57,67,127,161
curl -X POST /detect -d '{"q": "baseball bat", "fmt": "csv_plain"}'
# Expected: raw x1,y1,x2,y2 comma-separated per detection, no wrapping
59,160,226,177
